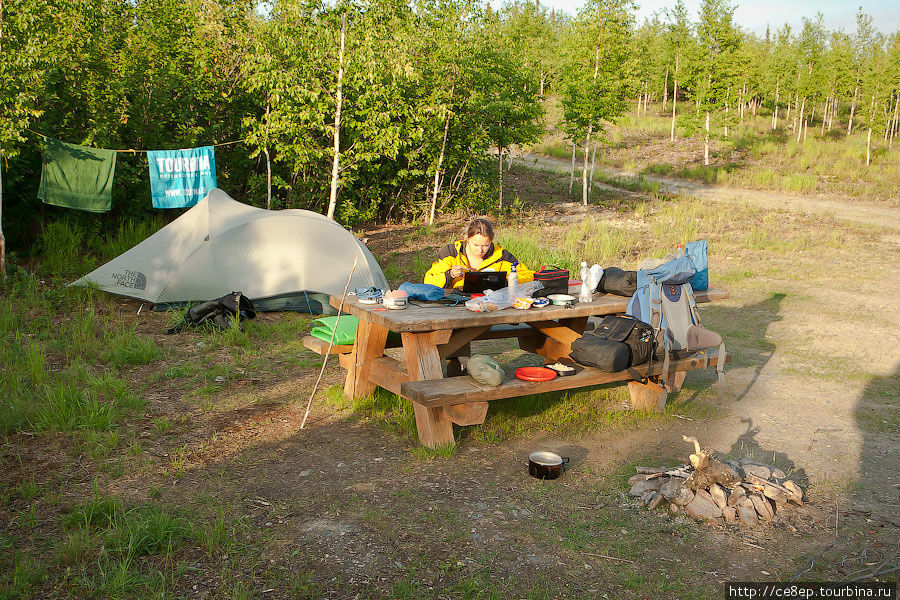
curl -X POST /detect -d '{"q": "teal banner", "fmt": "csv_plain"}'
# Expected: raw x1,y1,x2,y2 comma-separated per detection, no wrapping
148,146,216,208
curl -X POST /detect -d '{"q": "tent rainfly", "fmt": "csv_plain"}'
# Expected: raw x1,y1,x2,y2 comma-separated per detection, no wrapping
72,189,388,313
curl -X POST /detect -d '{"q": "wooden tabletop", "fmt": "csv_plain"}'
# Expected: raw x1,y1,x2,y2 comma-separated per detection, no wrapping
329,287,730,333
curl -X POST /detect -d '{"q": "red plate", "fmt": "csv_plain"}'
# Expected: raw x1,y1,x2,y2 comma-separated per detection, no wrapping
515,367,558,382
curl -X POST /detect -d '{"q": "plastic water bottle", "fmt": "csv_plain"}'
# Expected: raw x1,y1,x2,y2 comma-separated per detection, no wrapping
675,243,685,257
579,261,592,303
508,262,518,302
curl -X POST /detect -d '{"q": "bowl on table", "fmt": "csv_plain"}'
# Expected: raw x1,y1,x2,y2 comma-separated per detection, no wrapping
547,294,577,307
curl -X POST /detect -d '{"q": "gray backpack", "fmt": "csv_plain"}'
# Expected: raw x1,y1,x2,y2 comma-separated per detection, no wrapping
626,256,725,390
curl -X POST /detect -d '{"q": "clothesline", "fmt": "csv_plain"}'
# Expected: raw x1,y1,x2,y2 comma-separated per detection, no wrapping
26,129,246,153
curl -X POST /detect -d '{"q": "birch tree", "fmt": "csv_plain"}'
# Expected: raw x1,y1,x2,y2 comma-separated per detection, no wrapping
561,0,635,205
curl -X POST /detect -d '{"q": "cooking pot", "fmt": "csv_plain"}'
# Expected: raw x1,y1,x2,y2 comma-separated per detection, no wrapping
527,450,569,480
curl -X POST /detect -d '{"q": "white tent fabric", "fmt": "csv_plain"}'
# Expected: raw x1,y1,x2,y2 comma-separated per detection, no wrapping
72,188,388,305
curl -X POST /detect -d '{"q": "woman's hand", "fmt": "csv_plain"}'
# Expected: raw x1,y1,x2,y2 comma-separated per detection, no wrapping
450,265,465,279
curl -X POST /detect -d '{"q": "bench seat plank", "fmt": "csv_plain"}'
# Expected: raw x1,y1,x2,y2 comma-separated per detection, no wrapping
401,350,730,408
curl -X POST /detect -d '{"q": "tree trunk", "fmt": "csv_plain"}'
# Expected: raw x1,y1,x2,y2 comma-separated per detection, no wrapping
796,97,805,144
866,95,877,166
264,99,272,210
582,125,592,206
569,141,576,194
883,93,892,141
725,91,730,138
848,80,859,136
791,93,800,133
890,93,900,150
670,78,678,141
0,147,5,282
497,138,504,210
704,111,710,166
539,73,545,97
830,96,836,130
428,86,454,226
326,14,346,221
663,64,669,111
772,81,779,130
821,99,828,136
866,126,872,166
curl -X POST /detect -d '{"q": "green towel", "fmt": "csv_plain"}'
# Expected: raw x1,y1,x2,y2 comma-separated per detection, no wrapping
310,315,400,346
38,137,117,212
311,316,360,346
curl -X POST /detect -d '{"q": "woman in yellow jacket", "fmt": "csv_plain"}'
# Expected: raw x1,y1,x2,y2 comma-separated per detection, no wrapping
424,218,534,289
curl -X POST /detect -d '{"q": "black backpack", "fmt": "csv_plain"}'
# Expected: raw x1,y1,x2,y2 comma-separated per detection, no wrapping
570,315,655,371
166,291,256,334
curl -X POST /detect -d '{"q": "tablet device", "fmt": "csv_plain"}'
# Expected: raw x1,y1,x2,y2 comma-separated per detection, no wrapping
462,271,507,294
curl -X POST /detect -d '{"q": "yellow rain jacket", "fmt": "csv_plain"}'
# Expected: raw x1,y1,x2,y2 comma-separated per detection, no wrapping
424,240,534,289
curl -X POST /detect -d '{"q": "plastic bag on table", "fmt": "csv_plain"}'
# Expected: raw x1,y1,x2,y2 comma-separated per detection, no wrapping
465,280,542,312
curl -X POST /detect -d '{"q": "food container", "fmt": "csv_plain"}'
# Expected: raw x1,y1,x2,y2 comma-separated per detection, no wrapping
383,296,407,310
547,293,577,307
531,297,551,308
382,290,408,310
513,297,534,310
527,451,569,480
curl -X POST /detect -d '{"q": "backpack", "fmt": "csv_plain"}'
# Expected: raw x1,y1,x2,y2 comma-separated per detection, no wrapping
626,255,725,390
166,291,256,334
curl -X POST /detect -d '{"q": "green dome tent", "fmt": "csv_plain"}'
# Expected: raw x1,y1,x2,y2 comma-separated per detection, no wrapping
71,189,388,314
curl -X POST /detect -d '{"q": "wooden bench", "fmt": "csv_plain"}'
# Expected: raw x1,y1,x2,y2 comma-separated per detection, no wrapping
400,348,730,421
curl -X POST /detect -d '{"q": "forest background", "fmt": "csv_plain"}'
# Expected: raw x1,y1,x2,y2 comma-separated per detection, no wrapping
1,0,899,268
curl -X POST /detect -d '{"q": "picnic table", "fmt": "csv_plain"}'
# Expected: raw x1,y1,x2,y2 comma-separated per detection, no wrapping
303,286,730,448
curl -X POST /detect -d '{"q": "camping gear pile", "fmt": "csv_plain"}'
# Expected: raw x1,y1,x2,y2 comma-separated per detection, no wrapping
628,437,805,527
166,291,256,334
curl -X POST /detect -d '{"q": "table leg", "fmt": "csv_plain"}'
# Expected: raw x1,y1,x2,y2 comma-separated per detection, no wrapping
627,378,668,412
665,370,687,393
529,316,588,363
402,331,454,448
344,319,389,400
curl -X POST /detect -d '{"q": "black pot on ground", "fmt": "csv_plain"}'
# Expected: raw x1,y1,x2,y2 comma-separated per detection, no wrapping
528,451,569,480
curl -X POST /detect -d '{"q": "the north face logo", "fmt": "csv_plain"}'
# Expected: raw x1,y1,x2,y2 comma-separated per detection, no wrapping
111,270,146,290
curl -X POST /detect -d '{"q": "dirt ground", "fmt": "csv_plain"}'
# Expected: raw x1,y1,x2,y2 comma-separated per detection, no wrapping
4,161,899,598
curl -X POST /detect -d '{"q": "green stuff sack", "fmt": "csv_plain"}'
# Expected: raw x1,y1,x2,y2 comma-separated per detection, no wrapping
467,355,505,387
310,316,360,345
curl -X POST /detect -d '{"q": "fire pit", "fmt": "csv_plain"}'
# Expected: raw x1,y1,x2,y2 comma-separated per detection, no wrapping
628,436,805,526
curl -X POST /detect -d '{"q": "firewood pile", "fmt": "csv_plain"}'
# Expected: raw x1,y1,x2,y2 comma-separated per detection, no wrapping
628,436,805,526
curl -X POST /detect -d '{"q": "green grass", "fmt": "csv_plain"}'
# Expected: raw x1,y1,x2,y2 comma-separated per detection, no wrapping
37,220,96,279
98,218,165,262
102,326,162,367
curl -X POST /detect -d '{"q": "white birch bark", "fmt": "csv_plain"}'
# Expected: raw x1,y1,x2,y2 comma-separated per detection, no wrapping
848,78,859,136
890,93,899,149
497,137,504,210
326,14,346,221
670,55,679,142
568,141,576,194
428,87,453,226
581,126,592,206
663,64,669,111
704,111,710,166
589,141,597,188
264,99,272,210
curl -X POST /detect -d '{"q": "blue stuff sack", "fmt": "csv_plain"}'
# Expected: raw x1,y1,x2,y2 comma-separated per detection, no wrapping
398,282,445,301
685,240,708,291
354,287,385,300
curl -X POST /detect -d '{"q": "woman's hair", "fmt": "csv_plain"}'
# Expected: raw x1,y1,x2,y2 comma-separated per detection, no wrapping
466,218,494,240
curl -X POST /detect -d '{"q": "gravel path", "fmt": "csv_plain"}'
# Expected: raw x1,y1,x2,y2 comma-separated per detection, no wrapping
517,152,900,231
